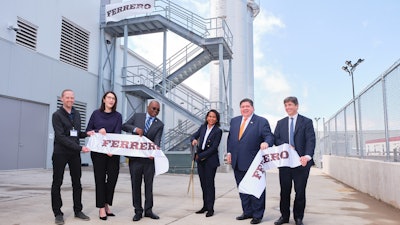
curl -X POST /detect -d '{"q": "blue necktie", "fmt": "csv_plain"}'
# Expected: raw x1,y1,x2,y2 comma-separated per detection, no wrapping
145,117,153,134
289,117,295,146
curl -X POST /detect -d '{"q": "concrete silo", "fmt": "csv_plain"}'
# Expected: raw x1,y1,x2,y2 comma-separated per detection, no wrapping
210,0,260,116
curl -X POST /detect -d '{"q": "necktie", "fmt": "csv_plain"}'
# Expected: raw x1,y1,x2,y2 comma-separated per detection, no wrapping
238,117,247,140
145,117,153,134
289,117,295,146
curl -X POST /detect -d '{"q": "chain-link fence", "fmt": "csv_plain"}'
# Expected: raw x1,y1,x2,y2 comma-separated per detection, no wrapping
317,59,400,165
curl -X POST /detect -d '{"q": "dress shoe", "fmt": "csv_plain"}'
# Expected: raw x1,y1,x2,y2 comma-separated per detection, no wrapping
144,212,160,219
99,215,107,220
205,210,214,217
250,218,262,224
195,208,207,214
99,209,108,220
74,211,90,221
274,217,289,225
295,219,304,225
55,215,64,225
106,212,115,216
132,214,142,221
236,213,252,220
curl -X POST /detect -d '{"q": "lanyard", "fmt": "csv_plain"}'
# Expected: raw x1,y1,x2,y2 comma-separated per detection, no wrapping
67,111,75,130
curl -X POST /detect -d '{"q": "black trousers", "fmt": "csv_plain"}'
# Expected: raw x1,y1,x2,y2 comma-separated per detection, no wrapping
129,157,155,214
278,165,311,220
51,153,82,216
91,152,120,208
197,162,217,211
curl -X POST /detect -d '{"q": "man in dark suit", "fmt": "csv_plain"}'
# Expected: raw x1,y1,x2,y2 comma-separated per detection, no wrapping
226,98,274,224
273,96,315,225
122,100,164,222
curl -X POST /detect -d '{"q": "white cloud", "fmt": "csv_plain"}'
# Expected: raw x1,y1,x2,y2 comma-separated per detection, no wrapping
253,12,286,71
256,66,291,94
251,7,294,121
254,11,285,43
126,0,292,120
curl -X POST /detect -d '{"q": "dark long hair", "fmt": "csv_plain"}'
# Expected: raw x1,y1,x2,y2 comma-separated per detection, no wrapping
100,91,117,112
204,109,220,127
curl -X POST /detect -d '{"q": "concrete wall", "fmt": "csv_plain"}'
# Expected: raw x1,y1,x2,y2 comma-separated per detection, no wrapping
322,155,400,209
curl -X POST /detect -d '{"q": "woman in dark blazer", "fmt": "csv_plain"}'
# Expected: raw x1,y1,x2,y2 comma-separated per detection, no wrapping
190,109,223,217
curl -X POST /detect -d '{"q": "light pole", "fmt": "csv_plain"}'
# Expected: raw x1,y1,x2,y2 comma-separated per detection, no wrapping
314,117,321,166
314,117,320,140
342,58,364,155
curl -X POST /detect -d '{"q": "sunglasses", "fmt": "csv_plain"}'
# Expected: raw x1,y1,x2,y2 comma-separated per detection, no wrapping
152,107,160,111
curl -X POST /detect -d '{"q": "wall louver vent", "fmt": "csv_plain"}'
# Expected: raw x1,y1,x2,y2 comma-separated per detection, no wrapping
15,17,38,50
60,18,90,71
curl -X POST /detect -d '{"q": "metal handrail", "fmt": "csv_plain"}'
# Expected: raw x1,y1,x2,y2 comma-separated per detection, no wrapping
163,120,197,151
121,0,234,151
123,65,231,151
151,0,232,47
154,42,204,76
124,65,211,115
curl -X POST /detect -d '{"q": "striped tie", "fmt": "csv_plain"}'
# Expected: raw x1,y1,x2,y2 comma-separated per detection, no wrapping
145,117,153,134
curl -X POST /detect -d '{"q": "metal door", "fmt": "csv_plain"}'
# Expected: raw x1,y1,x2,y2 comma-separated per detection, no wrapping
0,96,49,169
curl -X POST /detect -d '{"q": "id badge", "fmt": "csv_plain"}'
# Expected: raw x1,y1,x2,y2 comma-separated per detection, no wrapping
70,129,78,137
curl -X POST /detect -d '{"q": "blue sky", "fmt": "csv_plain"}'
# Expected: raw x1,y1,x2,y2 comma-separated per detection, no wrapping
130,0,400,130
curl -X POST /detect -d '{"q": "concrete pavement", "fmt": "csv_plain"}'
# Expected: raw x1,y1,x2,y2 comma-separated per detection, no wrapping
1,166,399,225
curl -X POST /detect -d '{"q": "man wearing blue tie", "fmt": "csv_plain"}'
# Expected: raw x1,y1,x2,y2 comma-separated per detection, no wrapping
122,100,164,222
226,98,274,224
273,96,316,225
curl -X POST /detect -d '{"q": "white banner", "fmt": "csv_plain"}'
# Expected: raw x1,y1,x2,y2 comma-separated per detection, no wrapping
87,133,169,176
238,144,301,198
105,0,155,23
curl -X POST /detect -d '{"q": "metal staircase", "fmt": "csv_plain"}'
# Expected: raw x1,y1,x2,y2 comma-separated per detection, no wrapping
123,65,209,125
123,64,218,152
101,0,233,152
153,42,213,91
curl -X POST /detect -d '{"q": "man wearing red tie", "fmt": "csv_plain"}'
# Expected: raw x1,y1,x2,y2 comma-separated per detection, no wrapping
226,98,274,224
273,96,315,225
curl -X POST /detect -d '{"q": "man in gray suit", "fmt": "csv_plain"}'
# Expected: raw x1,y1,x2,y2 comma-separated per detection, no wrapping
122,100,164,222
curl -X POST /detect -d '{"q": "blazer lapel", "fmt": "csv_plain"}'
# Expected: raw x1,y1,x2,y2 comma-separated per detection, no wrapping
282,117,290,141
198,126,207,148
207,126,216,141
241,116,253,139
147,117,159,133
294,115,302,136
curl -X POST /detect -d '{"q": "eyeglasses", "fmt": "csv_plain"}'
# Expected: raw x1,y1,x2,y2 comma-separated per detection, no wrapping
152,107,160,111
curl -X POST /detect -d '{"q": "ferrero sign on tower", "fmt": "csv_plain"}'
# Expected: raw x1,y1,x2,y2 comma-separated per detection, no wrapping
105,0,155,23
